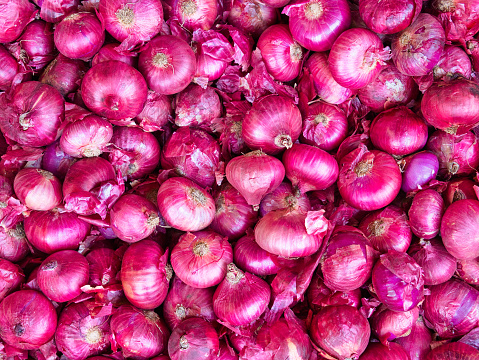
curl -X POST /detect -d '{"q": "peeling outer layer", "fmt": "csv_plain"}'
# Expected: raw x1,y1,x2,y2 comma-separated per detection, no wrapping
396,316,433,360
134,91,172,132
370,305,419,345
435,0,479,46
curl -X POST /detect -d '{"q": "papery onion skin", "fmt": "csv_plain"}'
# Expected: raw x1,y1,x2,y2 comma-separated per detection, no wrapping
401,151,439,193
81,60,148,120
233,232,280,276
359,342,411,360
135,90,172,132
37,0,80,23
227,0,278,38
432,45,472,82
396,316,433,360
40,54,88,97
444,178,478,206
0,290,57,350
13,169,62,211
92,43,138,67
0,259,24,302
259,181,310,216
121,239,170,309
457,258,479,285
138,35,196,95
434,0,479,45
0,222,30,262
42,140,77,180
310,305,370,360
0,0,37,43
371,306,419,345
0,45,20,91
408,189,445,239
86,247,121,287
171,0,217,31
157,177,215,232
425,342,479,360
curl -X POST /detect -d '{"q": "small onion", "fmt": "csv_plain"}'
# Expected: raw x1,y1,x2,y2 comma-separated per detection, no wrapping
227,0,278,38
401,151,439,193
171,0,217,31
0,259,23,302
13,168,62,211
0,0,37,43
259,182,310,216
86,247,121,287
359,342,411,360
371,306,419,345
0,45,20,91
444,178,478,206
40,54,88,97
408,189,445,239
457,258,479,285
396,316,433,360
0,222,29,262
92,43,138,67
135,90,172,132
233,232,281,276
425,343,479,360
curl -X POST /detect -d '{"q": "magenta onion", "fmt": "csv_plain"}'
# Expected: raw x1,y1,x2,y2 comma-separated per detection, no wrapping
283,0,351,52
24,209,91,253
37,250,89,302
227,0,278,38
213,263,271,327
40,54,88,97
168,317,219,360
110,305,169,359
401,151,439,193
336,133,372,164
396,316,433,360
99,0,164,51
426,342,479,360
259,181,310,216
13,168,62,211
0,259,23,302
86,247,121,286
359,342,411,360
359,0,421,34
171,230,233,288
457,258,479,285
329,28,391,89
444,178,478,206
135,90,172,132
171,0,217,31
338,146,402,211
408,189,445,239
55,300,111,360
0,81,64,147
242,95,302,154
0,222,29,262
138,35,196,95
310,305,370,360
460,327,479,351
121,239,170,309
424,278,479,338
92,43,138,67
0,45,20,91
0,290,57,350
409,237,456,285
370,106,428,157
81,60,148,120
371,305,419,345
432,45,472,82
157,177,215,231
163,276,216,329
0,0,36,43
371,251,425,312
233,232,280,276
434,0,479,44
37,0,80,23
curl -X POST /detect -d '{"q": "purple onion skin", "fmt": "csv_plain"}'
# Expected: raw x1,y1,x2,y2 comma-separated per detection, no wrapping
457,258,479,285
401,151,439,193
408,189,445,239
425,341,479,359
396,316,433,360
359,342,412,360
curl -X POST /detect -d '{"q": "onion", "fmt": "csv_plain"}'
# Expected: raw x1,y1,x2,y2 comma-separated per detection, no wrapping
92,43,137,67
305,52,354,105
171,0,217,31
0,290,57,350
24,209,91,253
0,222,29,262
422,79,479,135
432,45,472,81
457,258,479,285
434,0,479,44
210,183,258,240
121,239,170,309
338,146,402,211
213,263,271,327
409,237,457,285
329,28,391,89
13,169,62,211
423,278,479,338
408,189,444,239
310,305,370,360
371,251,425,312
0,81,64,147
401,151,439,193
138,35,196,95
110,305,169,359
135,90,172,132
227,0,278,38
171,230,233,288
359,0,421,34
396,316,433,360
163,276,216,329
256,24,303,82
441,199,479,260
37,0,80,23
0,259,23,302
321,226,377,292
157,177,215,231
225,150,285,209
242,95,302,155
37,250,89,302
55,300,111,360
0,0,36,43
426,342,479,360
336,134,372,164
174,84,221,130
54,12,105,61
86,247,121,286
283,0,351,52
40,55,88,97
359,342,411,360
259,182,310,216
98,0,164,51
444,178,478,206
371,305,419,345
0,45,20,91
233,232,280,276
81,60,148,120
168,317,219,360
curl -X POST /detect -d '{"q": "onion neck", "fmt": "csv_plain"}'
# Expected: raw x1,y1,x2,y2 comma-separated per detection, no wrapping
453,189,466,202
115,6,135,27
85,326,103,344
290,43,303,62
180,0,198,16
304,1,323,20
82,147,101,157
8,223,25,240
246,150,265,157
285,194,299,210
152,52,170,69
435,0,455,12
179,335,189,350
188,187,207,206
147,213,160,229
445,125,458,135
144,310,160,323
165,264,173,282
105,95,120,112
14,323,25,337
215,194,225,214
18,113,33,130
175,304,187,321
368,219,386,237
225,263,244,285
354,160,373,177
447,161,460,175
193,241,209,257
274,134,293,149
42,260,58,271
38,169,54,180
314,113,329,126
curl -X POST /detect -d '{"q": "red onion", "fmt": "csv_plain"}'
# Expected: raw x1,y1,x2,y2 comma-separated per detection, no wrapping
396,316,433,360
409,237,457,285
460,327,479,350
283,0,351,52
0,0,36,43
401,151,439,193
434,0,479,44
168,317,219,360
40,55,88,97
432,45,472,81
336,134,372,164
370,106,428,157
110,305,169,359
24,210,91,253
338,146,402,211
410,190,445,241
210,183,258,240
92,43,137,67
242,95,302,154
0,259,23,302
359,0,421,34
163,276,216,329
37,0,80,23
371,305,419,345
0,45,20,91
359,342,411,360
55,300,111,360
310,305,370,360
135,91,172,132
233,232,280,276
213,263,271,327
13,169,62,211
86,247,121,286
227,0,278,38
305,52,354,105
307,272,361,311
0,290,57,350
54,12,105,61
0,81,64,147
99,0,164,51
171,0,217,31
259,182,310,216
329,28,391,89
423,278,479,338
358,205,412,253
0,222,29,262
255,208,328,257
426,342,479,360
81,60,148,120
457,258,479,285
225,150,285,209
121,239,170,309
157,177,215,231
174,84,221,129
37,250,89,302
171,230,233,288
321,226,377,292
371,251,425,312
138,35,196,95
444,178,478,206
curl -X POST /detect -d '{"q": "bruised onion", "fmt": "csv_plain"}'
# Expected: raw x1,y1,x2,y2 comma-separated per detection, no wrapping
371,305,419,345
13,168,62,211
259,182,310,216
175,85,221,130
408,189,445,239
401,151,439,193
359,0,421,34
40,54,88,97
233,232,280,276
